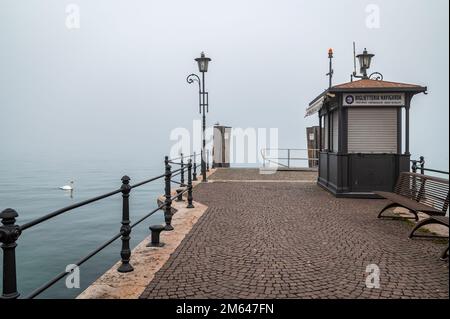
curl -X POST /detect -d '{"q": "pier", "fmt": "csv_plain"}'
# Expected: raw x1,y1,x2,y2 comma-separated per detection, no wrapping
137,168,448,299
2,162,447,299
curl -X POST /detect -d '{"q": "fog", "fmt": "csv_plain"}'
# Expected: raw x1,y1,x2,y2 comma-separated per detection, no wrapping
0,0,448,169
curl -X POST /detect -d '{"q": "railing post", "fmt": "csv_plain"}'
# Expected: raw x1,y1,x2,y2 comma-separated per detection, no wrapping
0,208,21,299
187,159,195,209
411,160,418,196
164,156,174,231
263,149,266,168
180,153,185,186
118,176,134,273
193,152,198,181
419,156,425,175
287,149,291,168
411,160,417,174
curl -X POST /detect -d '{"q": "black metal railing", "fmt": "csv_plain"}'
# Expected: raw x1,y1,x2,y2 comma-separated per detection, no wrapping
411,156,449,176
0,154,198,299
168,152,204,182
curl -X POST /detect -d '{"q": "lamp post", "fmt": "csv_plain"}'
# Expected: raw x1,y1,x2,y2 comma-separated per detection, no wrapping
351,46,383,81
187,52,211,182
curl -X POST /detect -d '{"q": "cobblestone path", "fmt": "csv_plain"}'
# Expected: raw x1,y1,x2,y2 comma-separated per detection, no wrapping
141,169,448,299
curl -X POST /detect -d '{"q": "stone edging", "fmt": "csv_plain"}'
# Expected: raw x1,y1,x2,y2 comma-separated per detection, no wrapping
77,169,216,299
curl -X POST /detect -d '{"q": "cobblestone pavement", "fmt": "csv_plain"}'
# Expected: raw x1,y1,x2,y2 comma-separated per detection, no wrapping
209,168,317,181
140,169,449,299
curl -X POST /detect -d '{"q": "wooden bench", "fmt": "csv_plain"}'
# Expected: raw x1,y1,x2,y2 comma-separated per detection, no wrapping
375,172,449,222
375,172,449,259
409,215,449,261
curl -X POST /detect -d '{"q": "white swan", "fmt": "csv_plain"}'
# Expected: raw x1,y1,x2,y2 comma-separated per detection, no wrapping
59,181,74,191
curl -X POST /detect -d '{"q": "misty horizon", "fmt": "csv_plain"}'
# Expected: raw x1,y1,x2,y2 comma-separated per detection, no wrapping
0,0,448,170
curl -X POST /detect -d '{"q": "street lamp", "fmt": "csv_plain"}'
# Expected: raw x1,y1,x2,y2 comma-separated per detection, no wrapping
356,48,374,78
187,51,211,182
351,45,383,81
195,52,211,72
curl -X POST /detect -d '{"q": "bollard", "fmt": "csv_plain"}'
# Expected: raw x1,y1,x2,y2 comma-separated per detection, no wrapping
193,152,198,181
176,188,184,202
0,208,21,299
147,225,165,247
118,176,134,273
180,153,185,186
164,156,174,231
187,159,195,209
206,150,210,172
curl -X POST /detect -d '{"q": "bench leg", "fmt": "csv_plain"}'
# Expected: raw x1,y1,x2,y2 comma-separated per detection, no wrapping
409,217,448,238
377,202,398,218
377,203,418,221
440,245,449,260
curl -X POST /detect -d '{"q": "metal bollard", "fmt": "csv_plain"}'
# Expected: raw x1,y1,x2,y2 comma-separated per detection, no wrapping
187,159,195,209
147,225,165,247
118,176,134,273
164,156,174,231
176,188,184,202
0,208,21,299
207,149,210,172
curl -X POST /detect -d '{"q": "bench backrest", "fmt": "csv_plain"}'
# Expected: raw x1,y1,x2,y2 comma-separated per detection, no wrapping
394,172,449,213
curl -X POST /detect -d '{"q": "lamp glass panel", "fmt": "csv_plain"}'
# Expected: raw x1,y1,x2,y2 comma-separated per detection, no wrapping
198,60,209,72
364,55,372,68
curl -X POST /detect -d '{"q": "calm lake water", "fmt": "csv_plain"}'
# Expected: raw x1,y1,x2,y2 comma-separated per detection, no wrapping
0,155,167,299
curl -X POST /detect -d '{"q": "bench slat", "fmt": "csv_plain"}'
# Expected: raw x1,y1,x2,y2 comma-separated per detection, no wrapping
377,172,449,216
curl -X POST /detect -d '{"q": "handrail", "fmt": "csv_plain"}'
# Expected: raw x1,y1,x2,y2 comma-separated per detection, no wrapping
19,189,122,231
422,168,449,175
19,169,182,232
410,156,449,176
261,148,320,169
24,232,122,299
168,151,209,183
169,152,201,162
0,156,197,299
263,148,317,152
25,194,177,299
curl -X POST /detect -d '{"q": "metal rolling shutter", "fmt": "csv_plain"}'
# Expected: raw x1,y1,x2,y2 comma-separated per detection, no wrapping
348,107,397,153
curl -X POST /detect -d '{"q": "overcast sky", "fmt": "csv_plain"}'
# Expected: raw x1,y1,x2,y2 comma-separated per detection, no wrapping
0,0,448,169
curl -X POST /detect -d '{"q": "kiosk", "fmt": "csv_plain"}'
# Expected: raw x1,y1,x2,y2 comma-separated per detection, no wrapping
306,47,427,198
306,78,427,198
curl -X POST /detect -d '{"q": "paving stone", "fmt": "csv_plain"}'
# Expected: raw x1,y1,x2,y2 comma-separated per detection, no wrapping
140,169,449,299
